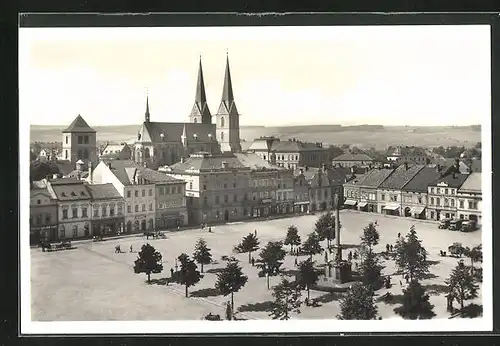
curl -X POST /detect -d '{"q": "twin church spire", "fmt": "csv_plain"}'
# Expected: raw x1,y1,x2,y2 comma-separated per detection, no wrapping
145,54,237,125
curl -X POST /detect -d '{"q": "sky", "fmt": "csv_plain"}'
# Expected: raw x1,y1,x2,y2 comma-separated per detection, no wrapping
19,25,491,127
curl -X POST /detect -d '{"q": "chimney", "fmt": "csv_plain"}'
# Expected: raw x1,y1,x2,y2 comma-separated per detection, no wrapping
455,159,460,173
404,161,409,170
221,161,228,169
108,162,112,169
180,157,185,163
452,171,456,179
88,162,93,184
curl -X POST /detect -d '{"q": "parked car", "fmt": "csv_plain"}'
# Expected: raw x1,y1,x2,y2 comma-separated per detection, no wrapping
438,218,452,229
448,219,463,231
461,220,477,232
448,242,464,257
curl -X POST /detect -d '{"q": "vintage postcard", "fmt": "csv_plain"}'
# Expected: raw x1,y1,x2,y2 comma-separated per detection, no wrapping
20,22,492,334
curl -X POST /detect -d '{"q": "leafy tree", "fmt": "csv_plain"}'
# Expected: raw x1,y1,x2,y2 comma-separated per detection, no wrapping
215,260,248,316
359,248,384,291
302,232,323,259
193,238,212,273
295,258,320,301
394,281,436,320
30,150,38,161
463,245,483,276
269,276,302,320
133,243,163,283
30,161,61,181
338,283,378,320
284,225,301,252
446,261,479,311
314,212,337,248
360,222,380,251
256,241,286,289
234,233,260,263
394,225,430,282
177,253,201,297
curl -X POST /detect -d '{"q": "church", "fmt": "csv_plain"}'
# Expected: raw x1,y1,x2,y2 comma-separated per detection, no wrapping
133,54,242,169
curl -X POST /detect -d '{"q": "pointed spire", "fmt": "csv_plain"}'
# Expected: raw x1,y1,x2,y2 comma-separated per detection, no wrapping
221,52,234,103
195,56,207,104
145,90,150,123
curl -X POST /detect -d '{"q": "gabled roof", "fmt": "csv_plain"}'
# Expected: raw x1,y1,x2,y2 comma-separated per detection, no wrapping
402,166,443,193
86,183,123,200
62,114,96,133
458,172,481,193
136,121,217,144
271,140,326,153
332,152,373,162
104,160,184,185
431,172,469,188
248,137,279,152
379,164,426,190
169,153,250,173
234,153,284,171
355,168,394,188
49,179,91,201
30,187,52,199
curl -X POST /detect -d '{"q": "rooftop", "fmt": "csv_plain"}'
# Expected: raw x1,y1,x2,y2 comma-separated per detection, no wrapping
169,153,250,173
355,168,394,188
234,152,284,171
332,152,373,162
49,179,91,201
402,166,443,193
86,183,123,200
379,164,426,190
104,160,185,185
136,121,216,144
458,172,481,193
62,114,96,133
431,172,470,189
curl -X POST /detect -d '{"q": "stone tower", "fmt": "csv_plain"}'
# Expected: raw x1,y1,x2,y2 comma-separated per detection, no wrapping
61,114,97,170
215,53,242,153
189,56,212,125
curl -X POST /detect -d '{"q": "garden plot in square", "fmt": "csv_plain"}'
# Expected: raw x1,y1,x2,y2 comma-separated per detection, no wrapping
31,211,483,321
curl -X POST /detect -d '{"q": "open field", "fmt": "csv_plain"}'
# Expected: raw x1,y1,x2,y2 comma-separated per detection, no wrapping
30,125,481,150
31,211,483,321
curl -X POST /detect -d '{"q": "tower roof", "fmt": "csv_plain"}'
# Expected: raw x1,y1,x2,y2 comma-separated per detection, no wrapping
62,114,96,133
195,56,207,104
221,54,234,103
145,92,150,122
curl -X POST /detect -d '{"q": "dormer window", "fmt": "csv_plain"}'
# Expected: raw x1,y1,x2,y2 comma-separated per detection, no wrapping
208,133,212,140
71,191,77,196
61,192,67,197
80,191,86,196
193,134,198,140
160,132,165,140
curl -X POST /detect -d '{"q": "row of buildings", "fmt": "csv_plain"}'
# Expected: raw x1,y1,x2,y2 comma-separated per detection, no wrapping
343,161,482,225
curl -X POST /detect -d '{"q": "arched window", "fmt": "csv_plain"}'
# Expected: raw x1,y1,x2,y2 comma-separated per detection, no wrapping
145,147,150,159
220,117,225,127
221,132,225,141
83,148,89,159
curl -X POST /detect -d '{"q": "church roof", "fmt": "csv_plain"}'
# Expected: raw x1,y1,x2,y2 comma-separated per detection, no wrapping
136,122,217,144
169,153,250,173
62,114,96,133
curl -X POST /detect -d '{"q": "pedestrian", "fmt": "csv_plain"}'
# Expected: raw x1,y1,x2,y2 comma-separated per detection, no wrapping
386,244,390,253
348,251,352,262
254,229,257,237
294,257,298,267
177,225,180,231
375,220,378,226
390,244,393,252
170,267,174,277
130,245,133,253
251,257,255,267
208,227,212,233
405,274,409,283
400,280,403,287
397,232,401,238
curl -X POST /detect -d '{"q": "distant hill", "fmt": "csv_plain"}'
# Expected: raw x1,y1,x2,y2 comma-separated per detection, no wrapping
30,124,481,150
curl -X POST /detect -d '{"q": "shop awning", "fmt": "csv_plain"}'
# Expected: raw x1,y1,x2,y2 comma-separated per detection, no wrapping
383,204,400,211
294,201,309,205
358,202,368,208
344,199,357,206
411,206,426,215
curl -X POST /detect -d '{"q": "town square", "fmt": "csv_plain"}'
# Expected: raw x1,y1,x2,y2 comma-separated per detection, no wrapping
30,210,482,321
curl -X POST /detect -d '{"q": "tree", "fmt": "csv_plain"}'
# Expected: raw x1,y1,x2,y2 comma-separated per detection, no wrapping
30,161,61,181
359,248,384,291
269,276,302,320
314,212,337,248
463,245,483,276
215,260,248,316
474,141,481,149
177,253,201,297
30,150,38,161
338,283,378,320
133,243,163,283
284,225,301,252
360,222,379,251
295,258,320,301
256,241,287,289
394,225,430,282
394,281,436,320
234,233,260,263
302,232,323,259
446,261,479,311
193,238,212,273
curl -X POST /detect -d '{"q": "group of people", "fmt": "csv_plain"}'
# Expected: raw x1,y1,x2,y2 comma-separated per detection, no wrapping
201,223,212,232
114,244,134,253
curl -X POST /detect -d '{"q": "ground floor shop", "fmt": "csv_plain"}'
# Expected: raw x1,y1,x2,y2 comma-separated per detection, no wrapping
30,225,58,245
92,217,125,237
155,209,187,230
426,208,457,221
457,210,481,225
401,205,426,219
276,202,294,215
58,221,91,240
293,201,309,213
125,214,156,233
343,199,358,210
381,203,400,216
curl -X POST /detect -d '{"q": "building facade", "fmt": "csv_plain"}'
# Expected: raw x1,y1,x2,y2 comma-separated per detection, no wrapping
61,114,98,170
457,172,482,225
46,178,92,240
354,169,394,213
293,169,310,213
166,153,252,225
400,166,442,220
426,171,469,221
30,184,58,244
332,152,374,168
86,183,126,237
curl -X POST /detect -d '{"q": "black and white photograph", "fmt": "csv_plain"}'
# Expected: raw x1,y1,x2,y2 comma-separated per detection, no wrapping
20,21,492,334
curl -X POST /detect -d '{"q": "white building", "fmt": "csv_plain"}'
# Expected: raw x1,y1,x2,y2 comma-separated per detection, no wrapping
457,172,482,225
